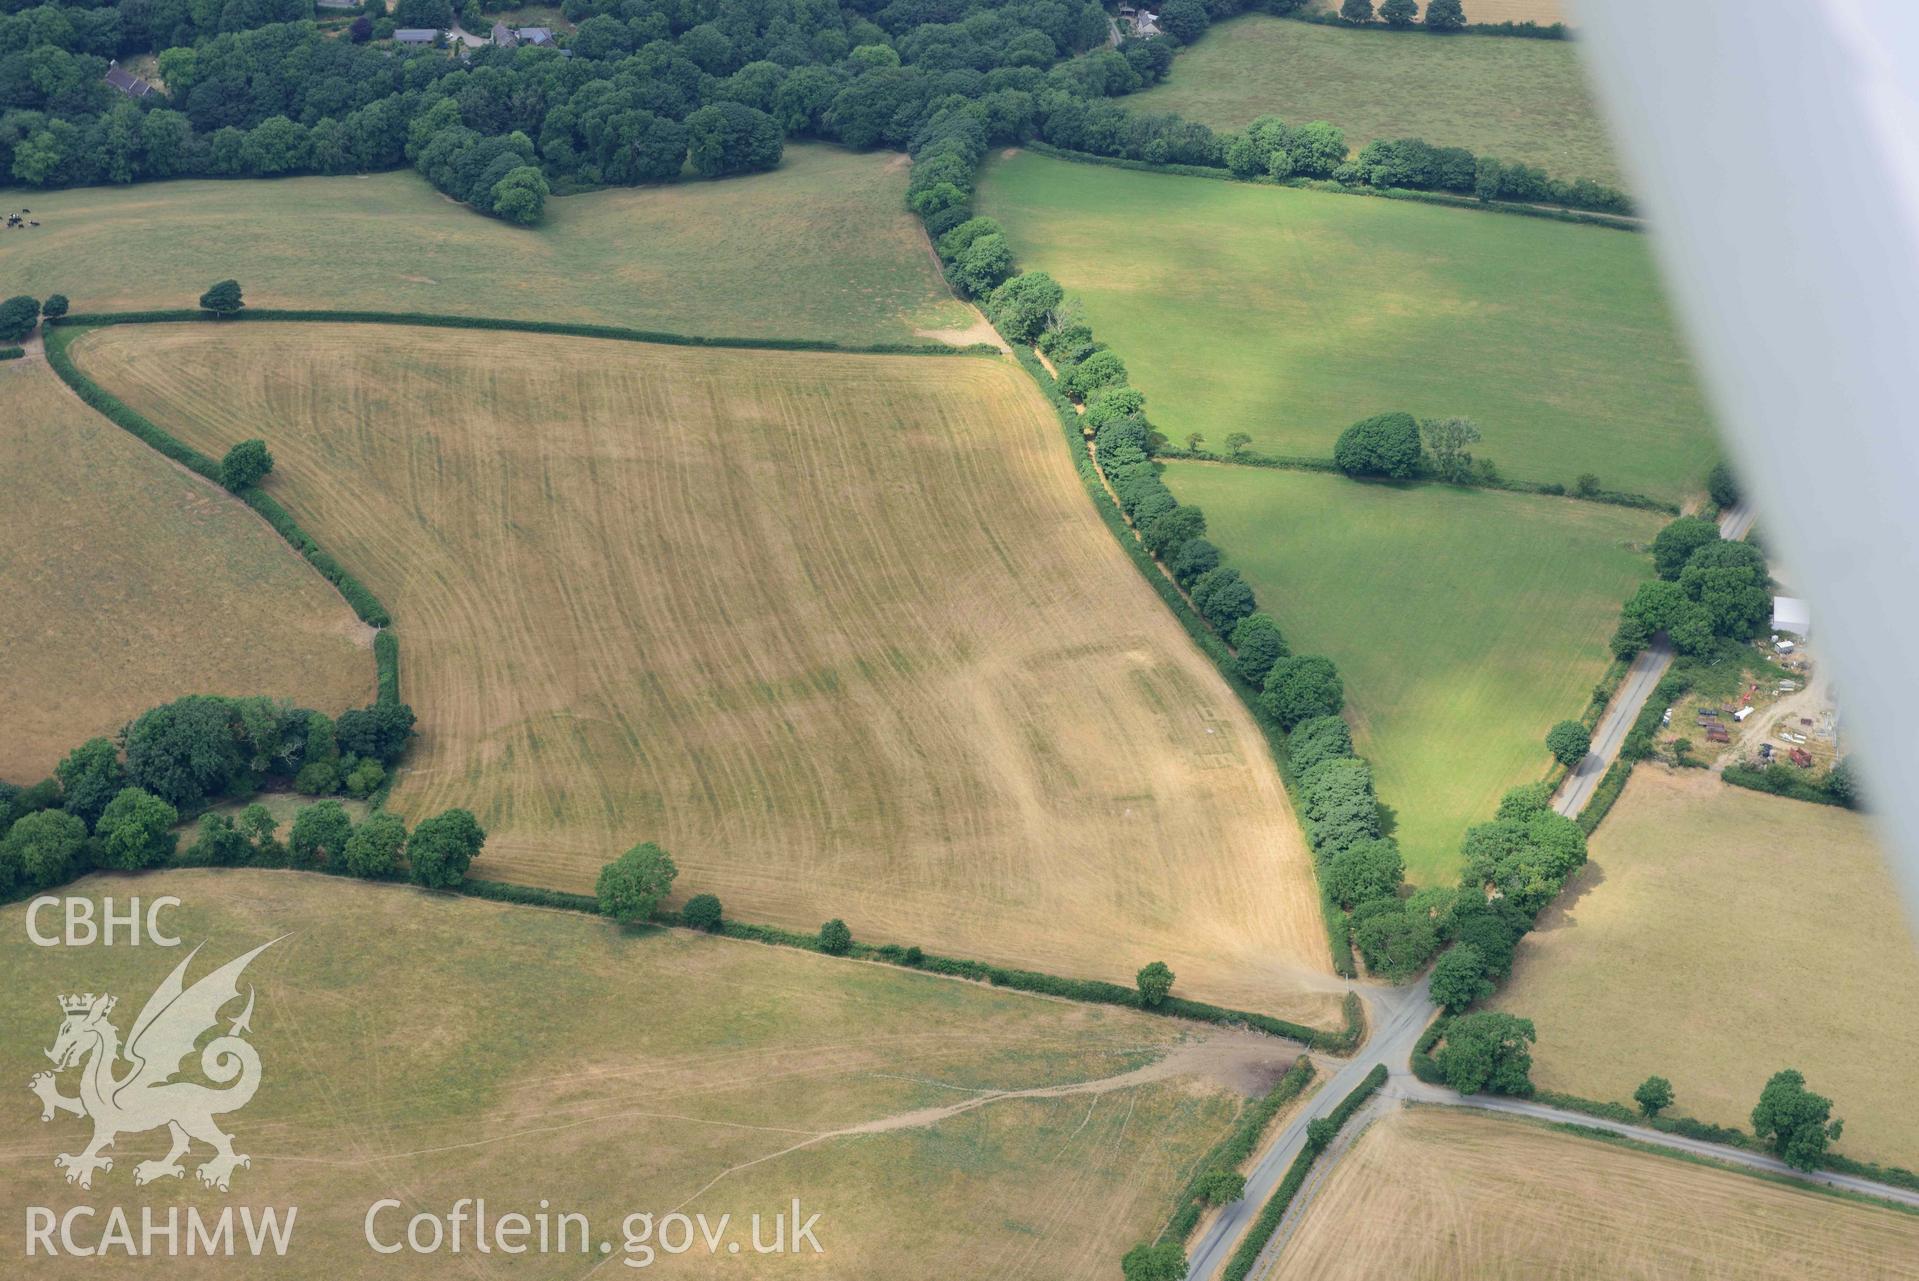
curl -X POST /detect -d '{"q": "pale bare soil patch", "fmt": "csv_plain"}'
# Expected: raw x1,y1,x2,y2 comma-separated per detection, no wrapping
0,359,371,781
74,323,1335,1021
1491,768,1919,1167
0,870,1279,1279
1274,1106,1919,1280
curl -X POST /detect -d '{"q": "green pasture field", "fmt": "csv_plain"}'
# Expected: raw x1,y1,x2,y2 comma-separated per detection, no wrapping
0,870,1277,1278
0,144,973,346
1127,16,1622,188
1162,463,1661,881
978,150,1716,504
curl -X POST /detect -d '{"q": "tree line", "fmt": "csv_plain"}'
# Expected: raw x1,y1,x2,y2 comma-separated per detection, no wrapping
3,0,1626,226
915,117,1420,980
0,689,421,899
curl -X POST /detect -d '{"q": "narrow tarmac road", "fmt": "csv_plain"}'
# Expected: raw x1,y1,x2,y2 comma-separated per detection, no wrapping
1185,978,1434,1281
1553,503,1753,818
1183,503,1914,1279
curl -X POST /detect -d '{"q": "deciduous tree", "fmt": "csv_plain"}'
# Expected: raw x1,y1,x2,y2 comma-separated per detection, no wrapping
1635,1075,1674,1117
683,893,723,931
56,737,126,827
220,439,273,492
1259,656,1345,729
0,808,86,893
93,788,179,871
289,800,353,868
1546,720,1590,766
343,812,407,879
1751,1069,1843,1171
407,807,486,888
1421,416,1481,483
1333,411,1422,479
0,295,40,342
198,279,244,315
597,842,678,924
1429,943,1493,1012
1435,1011,1536,1096
1230,612,1288,685
1136,960,1175,1007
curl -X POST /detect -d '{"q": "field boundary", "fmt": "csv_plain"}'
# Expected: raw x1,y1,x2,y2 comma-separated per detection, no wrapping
44,324,400,711
1017,141,1641,231
1006,339,1360,977
1288,11,1568,40
469,873,1365,1049
1162,1056,1319,1245
1220,1062,1388,1280
47,309,1002,359
1529,1089,1919,1195
1155,446,1680,515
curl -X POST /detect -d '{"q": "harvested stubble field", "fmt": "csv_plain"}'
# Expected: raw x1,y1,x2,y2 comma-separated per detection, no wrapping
1491,769,1919,1168
978,150,1715,504
1162,463,1659,881
0,357,371,782
73,321,1338,1021
0,144,973,346
1272,1106,1919,1279
1129,15,1618,187
0,870,1283,1279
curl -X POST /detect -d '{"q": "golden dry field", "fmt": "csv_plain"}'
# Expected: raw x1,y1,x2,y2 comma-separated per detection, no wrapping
0,356,372,782
0,870,1277,1278
1273,1107,1919,1280
71,322,1338,1022
1491,769,1919,1168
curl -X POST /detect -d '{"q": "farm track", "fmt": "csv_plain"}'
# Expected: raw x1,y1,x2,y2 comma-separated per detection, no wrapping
71,322,1342,1023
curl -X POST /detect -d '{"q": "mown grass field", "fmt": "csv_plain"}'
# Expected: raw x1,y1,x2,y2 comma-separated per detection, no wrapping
73,321,1339,1022
1128,16,1619,186
1162,464,1659,881
0,145,973,346
1491,769,1919,1169
0,357,371,783
978,151,1714,504
1273,1107,1919,1279
0,870,1279,1278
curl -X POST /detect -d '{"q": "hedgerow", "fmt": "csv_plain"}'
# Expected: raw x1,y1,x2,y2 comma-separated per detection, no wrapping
44,323,395,629
1219,1063,1389,1281
50,310,992,359
1164,1056,1317,1242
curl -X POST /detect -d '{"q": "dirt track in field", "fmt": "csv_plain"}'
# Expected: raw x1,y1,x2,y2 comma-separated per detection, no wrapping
73,323,1337,1023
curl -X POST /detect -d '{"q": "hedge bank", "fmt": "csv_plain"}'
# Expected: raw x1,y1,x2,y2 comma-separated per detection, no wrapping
49,309,997,359
1019,142,1640,231
1220,1063,1390,1281
1164,1056,1317,1242
44,323,395,630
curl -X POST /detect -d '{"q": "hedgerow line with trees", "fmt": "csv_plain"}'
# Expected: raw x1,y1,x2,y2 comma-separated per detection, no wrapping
1,0,1629,232
913,101,1444,984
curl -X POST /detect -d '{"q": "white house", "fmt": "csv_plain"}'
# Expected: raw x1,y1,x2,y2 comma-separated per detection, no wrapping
1772,596,1812,638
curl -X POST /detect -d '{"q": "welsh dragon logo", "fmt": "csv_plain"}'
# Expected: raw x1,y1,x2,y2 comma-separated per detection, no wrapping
29,939,281,1191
